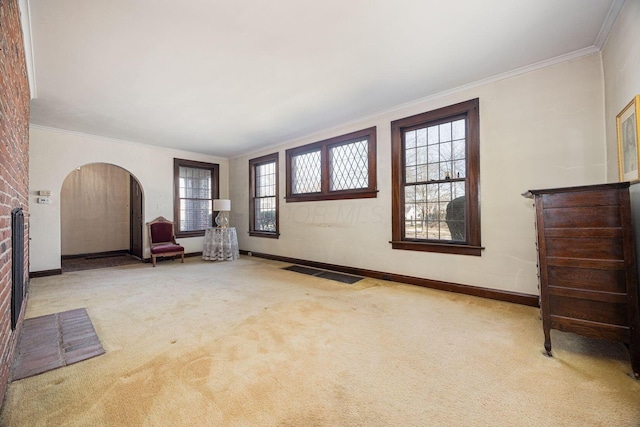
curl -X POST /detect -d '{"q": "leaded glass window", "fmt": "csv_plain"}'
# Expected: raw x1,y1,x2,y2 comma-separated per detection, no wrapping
286,127,377,202
391,98,481,256
291,150,321,194
330,139,369,191
403,119,466,241
250,153,279,238
173,159,219,237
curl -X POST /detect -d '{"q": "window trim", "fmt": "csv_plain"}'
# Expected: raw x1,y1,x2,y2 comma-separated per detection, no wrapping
173,158,220,238
285,127,377,202
390,98,482,256
249,153,280,238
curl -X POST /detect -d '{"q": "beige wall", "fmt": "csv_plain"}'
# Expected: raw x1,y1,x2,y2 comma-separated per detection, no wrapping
230,53,606,296
29,127,229,272
603,0,640,181
60,163,130,256
602,0,640,273
31,6,635,291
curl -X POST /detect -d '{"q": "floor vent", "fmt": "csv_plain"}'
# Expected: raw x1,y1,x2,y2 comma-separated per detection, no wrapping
283,265,362,284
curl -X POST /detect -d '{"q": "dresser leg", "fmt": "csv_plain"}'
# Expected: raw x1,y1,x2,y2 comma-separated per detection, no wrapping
544,329,552,357
630,349,639,379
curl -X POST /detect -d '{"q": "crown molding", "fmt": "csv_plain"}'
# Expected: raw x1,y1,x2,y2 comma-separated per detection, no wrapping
595,0,626,50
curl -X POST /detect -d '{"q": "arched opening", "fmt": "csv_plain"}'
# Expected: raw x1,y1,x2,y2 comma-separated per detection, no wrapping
60,163,144,272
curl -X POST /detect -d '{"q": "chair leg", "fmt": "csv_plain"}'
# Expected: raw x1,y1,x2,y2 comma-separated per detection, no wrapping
180,252,184,263
152,255,156,267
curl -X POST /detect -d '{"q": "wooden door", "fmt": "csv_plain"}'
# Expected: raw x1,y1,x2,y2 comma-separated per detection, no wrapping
130,176,143,259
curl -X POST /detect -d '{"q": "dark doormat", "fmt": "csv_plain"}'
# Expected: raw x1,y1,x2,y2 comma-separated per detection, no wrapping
10,308,105,381
62,254,140,272
283,265,363,284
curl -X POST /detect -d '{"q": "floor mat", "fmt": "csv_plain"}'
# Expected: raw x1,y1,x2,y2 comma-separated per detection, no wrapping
10,308,105,381
62,254,141,272
283,265,363,284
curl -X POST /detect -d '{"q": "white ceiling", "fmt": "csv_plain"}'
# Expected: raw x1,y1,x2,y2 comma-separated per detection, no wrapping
26,0,622,157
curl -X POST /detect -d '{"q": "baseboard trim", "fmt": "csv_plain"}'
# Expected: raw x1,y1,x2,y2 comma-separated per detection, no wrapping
241,250,539,307
29,269,62,278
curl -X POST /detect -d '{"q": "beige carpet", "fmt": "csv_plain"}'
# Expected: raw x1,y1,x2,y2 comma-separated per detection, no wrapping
1,256,639,426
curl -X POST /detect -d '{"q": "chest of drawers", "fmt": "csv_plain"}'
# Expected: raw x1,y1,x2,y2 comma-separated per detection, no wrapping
525,182,640,378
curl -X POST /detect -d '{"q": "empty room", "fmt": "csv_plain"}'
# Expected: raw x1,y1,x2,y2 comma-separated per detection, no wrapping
1,0,640,425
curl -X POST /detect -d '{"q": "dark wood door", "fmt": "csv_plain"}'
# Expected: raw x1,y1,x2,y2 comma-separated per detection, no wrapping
130,176,143,259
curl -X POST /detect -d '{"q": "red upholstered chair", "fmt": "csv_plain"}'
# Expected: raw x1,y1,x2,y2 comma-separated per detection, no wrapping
146,216,184,267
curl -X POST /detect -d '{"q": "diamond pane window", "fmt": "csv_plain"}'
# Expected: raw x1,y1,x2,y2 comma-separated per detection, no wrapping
174,159,219,237
330,139,369,191
292,150,321,194
250,153,279,237
286,127,377,202
391,98,480,256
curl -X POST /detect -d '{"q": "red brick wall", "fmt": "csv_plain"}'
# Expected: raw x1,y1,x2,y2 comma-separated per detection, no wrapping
0,0,31,403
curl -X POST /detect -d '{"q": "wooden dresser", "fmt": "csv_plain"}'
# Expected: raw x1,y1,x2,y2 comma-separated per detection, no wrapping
524,182,640,378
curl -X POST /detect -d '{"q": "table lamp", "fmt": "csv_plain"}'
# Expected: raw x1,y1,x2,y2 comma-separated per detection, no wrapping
213,199,231,228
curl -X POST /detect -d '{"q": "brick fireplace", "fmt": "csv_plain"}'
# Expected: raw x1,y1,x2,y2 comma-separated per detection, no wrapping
0,0,31,404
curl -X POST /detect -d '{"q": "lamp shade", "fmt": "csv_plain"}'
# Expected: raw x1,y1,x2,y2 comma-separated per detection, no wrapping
213,199,231,211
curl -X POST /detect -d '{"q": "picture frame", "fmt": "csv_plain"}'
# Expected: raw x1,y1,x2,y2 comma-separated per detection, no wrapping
617,95,640,182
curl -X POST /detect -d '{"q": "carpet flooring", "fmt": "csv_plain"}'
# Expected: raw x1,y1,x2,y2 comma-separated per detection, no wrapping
10,308,105,381
1,256,639,426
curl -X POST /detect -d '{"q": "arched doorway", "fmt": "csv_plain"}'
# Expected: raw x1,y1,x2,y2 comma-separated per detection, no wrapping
60,163,144,271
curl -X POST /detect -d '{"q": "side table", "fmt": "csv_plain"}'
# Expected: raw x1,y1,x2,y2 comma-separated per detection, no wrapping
202,227,239,261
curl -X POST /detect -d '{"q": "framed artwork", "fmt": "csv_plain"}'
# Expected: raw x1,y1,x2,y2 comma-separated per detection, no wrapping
617,95,640,182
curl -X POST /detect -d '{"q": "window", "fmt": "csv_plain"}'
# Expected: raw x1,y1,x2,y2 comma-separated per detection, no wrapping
173,158,219,238
285,127,377,202
390,98,481,256
249,153,279,238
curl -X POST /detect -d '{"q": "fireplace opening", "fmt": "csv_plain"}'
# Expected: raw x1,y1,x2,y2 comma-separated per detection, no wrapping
11,208,25,330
